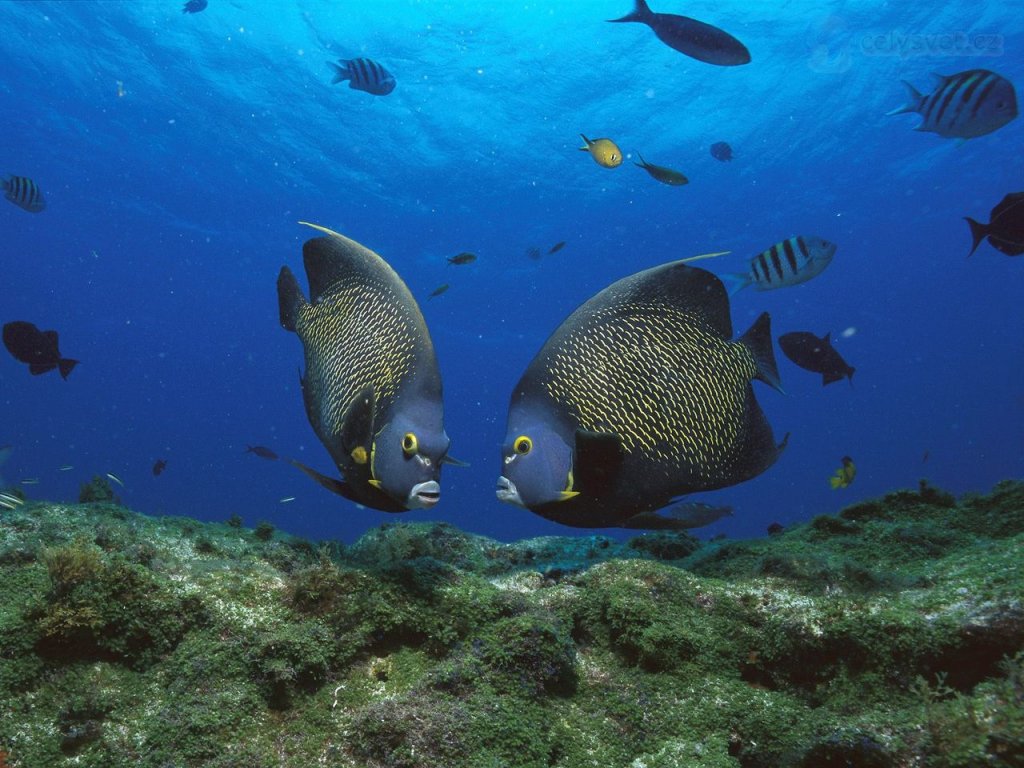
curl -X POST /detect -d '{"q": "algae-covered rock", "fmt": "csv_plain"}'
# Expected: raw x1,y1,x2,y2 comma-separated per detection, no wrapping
0,481,1022,767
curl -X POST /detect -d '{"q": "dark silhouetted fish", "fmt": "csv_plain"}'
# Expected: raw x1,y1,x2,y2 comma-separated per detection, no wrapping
329,58,396,96
3,176,45,213
2,321,77,379
887,69,1017,139
965,192,1024,256
608,0,751,66
182,0,207,12
778,331,855,386
245,445,279,460
496,260,786,530
634,153,688,185
278,222,456,512
548,241,566,254
428,283,449,299
446,252,476,266
152,459,167,476
723,235,836,295
710,141,733,162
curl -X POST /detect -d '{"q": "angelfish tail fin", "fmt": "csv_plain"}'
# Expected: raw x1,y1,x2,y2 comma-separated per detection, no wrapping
738,312,783,394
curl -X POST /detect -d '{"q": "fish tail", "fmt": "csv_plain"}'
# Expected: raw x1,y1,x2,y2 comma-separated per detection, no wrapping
964,217,988,257
328,61,351,85
58,359,79,380
885,80,925,116
607,0,651,22
738,312,784,393
276,266,308,332
579,134,591,150
720,271,752,296
829,474,843,489
633,151,646,167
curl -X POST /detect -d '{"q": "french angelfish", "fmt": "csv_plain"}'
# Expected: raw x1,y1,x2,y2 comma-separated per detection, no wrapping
496,260,787,530
723,235,836,295
887,69,1017,140
608,0,751,66
277,223,454,512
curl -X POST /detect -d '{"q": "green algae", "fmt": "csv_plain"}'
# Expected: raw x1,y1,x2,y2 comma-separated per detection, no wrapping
0,482,1021,767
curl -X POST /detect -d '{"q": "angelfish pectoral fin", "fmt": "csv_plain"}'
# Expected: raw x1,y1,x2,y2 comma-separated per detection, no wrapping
288,459,361,502
574,429,623,497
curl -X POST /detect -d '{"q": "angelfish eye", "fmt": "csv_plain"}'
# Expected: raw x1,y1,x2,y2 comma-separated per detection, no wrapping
402,433,418,455
514,435,533,455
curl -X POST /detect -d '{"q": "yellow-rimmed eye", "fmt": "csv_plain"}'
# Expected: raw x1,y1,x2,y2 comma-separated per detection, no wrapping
514,435,532,455
402,432,418,455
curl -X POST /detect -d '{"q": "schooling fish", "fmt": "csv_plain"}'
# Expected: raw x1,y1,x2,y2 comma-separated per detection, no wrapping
278,222,455,512
446,252,477,266
548,241,567,254
329,58,396,96
634,153,688,186
496,260,786,530
887,69,1017,140
2,321,78,379
830,456,856,489
710,142,733,162
428,283,450,299
723,236,836,295
3,175,45,213
579,135,623,169
608,0,751,66
182,0,207,12
245,445,279,460
778,331,855,386
965,192,1024,257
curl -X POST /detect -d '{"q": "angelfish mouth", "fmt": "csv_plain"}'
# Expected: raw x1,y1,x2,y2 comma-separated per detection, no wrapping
408,480,440,509
496,476,524,507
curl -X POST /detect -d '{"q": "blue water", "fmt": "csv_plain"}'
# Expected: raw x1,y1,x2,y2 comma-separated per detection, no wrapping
1,1,1021,544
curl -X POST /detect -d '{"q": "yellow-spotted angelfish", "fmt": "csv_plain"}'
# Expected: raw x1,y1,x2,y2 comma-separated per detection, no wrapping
829,456,856,489
277,223,458,512
579,134,623,168
496,260,787,530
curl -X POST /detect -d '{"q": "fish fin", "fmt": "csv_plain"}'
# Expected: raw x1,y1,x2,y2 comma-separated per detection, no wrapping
822,370,845,386
623,501,732,531
573,429,623,497
829,474,842,489
58,359,78,380
300,226,378,304
719,271,752,296
288,458,360,500
607,0,651,23
328,61,350,85
964,217,988,257
738,312,784,394
578,134,591,151
28,363,56,376
441,455,470,467
885,80,925,116
340,387,376,456
277,266,308,331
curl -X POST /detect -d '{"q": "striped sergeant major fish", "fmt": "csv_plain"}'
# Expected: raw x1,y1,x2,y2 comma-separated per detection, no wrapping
3,175,45,213
887,69,1018,140
723,236,836,295
328,58,396,96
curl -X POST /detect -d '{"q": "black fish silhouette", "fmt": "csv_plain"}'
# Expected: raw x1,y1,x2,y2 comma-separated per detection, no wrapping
608,0,750,66
965,192,1024,257
778,331,854,386
2,321,78,379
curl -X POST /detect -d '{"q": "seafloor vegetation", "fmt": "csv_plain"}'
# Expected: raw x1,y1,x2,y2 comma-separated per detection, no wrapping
0,478,1021,767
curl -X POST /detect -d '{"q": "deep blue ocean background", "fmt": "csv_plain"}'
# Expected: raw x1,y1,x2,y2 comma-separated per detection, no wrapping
1,0,1021,544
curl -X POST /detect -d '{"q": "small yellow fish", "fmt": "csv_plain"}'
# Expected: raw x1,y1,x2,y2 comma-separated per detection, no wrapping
829,456,856,489
579,134,623,168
